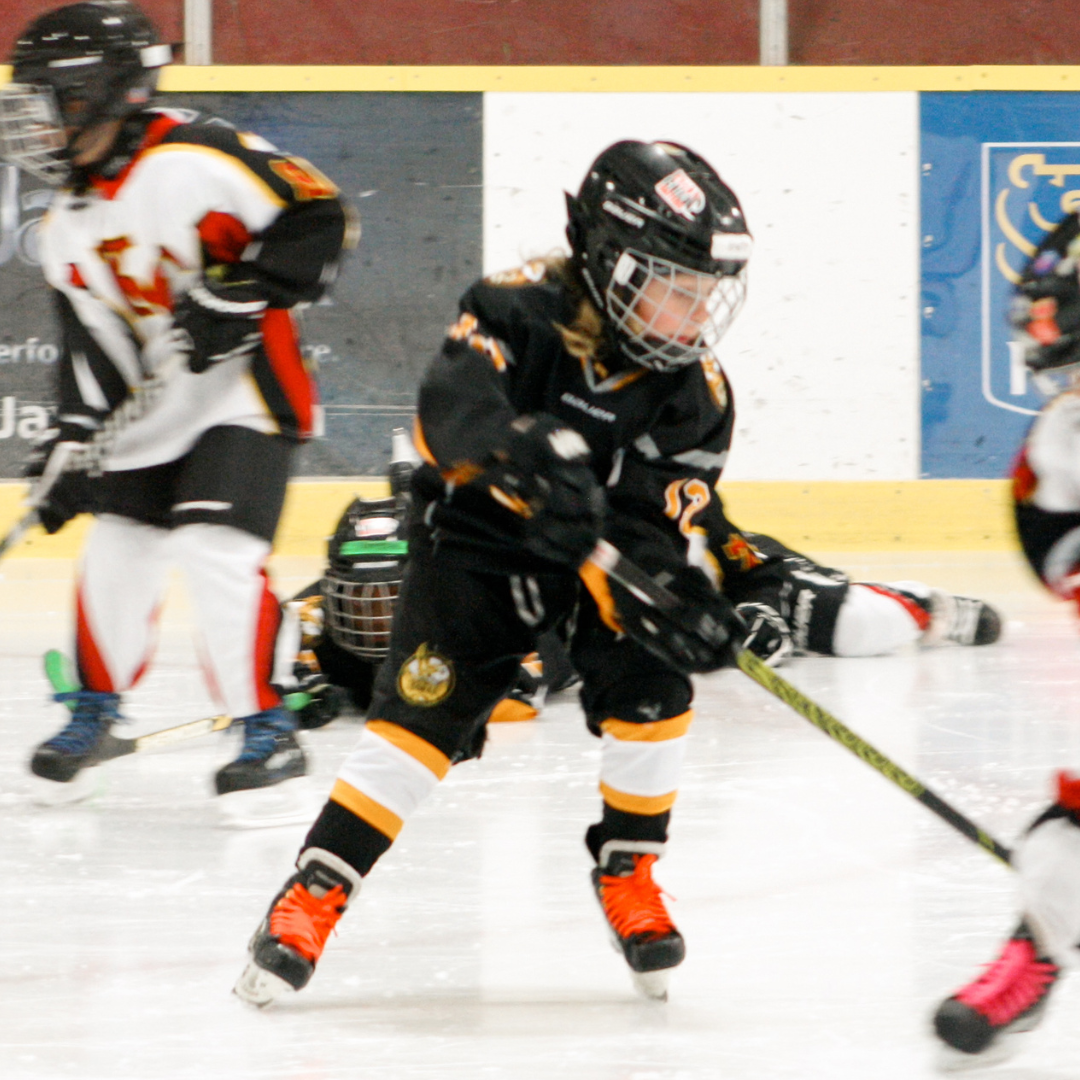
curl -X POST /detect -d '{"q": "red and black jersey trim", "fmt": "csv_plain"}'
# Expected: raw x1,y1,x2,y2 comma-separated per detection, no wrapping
251,308,318,441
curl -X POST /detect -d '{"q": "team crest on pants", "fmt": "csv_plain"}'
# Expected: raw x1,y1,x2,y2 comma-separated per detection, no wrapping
397,643,455,706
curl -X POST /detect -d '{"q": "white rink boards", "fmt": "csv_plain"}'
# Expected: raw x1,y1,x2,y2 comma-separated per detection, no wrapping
483,92,921,482
4,551,1080,1079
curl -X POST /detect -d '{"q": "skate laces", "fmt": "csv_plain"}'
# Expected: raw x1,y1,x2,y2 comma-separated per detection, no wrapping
955,935,1058,1025
270,881,347,963
598,854,676,940
46,691,121,754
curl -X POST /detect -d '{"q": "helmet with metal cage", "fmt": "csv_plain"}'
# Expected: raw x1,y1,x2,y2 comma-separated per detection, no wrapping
0,1,171,185
565,140,752,372
322,496,408,660
1012,212,1080,396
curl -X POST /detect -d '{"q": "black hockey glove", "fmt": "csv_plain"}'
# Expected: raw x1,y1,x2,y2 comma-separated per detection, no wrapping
173,274,268,373
292,681,350,730
490,413,605,569
735,602,793,668
22,411,102,534
606,562,747,675
594,514,747,673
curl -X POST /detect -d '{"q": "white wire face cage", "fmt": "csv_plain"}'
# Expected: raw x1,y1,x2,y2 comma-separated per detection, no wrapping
604,249,747,371
323,569,402,659
0,82,69,186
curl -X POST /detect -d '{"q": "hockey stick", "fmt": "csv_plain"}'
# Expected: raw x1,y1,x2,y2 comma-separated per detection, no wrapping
44,649,233,761
0,347,185,563
587,541,1014,868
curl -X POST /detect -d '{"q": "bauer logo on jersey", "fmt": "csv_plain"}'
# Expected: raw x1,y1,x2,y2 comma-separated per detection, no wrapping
655,169,706,221
397,643,456,707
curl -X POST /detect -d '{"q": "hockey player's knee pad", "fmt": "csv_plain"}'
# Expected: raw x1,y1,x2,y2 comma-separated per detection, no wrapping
583,670,692,737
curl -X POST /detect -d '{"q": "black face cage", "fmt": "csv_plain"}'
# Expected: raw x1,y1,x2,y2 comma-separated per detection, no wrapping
322,497,407,660
0,39,169,185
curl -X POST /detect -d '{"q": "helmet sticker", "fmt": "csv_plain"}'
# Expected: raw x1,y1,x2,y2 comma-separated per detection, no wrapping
711,233,754,261
397,643,456,707
654,169,706,221
352,516,399,539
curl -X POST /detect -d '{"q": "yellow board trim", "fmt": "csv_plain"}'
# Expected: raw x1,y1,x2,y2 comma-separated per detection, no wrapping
0,478,1018,559
330,778,403,840
5,64,1080,94
601,711,694,743
600,782,678,816
365,719,451,780
720,479,1016,553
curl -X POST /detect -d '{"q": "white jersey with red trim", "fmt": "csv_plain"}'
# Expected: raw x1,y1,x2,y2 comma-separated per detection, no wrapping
38,107,350,471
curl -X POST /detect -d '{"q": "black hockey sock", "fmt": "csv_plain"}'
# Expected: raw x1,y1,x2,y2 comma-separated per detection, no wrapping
303,798,393,877
585,805,671,863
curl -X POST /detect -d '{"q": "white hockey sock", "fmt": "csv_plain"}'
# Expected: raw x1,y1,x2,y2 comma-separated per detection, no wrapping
171,523,277,718
76,514,172,690
830,583,925,657
598,711,692,816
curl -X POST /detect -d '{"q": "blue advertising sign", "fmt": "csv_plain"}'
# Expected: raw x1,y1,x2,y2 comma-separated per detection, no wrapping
921,93,1080,477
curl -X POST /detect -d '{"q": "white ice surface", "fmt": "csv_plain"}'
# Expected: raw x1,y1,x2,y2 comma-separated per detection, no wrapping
3,552,1080,1080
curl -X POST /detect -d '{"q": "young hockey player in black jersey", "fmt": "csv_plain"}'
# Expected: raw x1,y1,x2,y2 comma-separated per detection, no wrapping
0,2,351,819
931,212,1080,1067
235,139,778,1005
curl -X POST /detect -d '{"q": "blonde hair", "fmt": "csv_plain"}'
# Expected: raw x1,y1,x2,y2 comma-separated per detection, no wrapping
543,255,607,364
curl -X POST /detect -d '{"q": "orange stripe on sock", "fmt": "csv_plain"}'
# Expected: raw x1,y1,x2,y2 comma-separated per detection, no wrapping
599,782,678,815
600,711,693,742
365,720,451,779
330,779,404,840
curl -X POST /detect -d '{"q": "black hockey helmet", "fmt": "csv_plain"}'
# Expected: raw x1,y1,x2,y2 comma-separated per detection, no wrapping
322,496,408,660
1011,213,1080,395
0,1,170,184
566,140,752,372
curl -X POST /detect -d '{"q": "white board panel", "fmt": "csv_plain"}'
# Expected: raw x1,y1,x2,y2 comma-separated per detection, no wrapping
483,93,920,481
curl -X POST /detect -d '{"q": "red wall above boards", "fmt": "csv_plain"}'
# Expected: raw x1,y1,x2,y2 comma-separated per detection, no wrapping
0,0,1074,68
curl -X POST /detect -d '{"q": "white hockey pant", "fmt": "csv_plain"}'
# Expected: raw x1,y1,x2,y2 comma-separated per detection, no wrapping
75,515,280,718
1017,814,1080,965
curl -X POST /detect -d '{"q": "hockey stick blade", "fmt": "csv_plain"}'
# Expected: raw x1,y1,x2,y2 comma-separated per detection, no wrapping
42,648,233,761
586,543,1014,868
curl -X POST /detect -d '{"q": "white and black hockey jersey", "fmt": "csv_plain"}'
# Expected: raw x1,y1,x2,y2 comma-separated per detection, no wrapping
39,107,351,471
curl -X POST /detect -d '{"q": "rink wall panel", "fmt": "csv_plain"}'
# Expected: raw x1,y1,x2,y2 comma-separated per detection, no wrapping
0,67,1076,526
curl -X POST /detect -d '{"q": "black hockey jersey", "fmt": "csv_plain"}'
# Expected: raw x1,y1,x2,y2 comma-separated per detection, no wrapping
412,260,783,605
40,107,351,470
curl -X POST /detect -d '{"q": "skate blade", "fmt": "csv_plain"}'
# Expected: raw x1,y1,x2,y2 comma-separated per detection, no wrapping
217,776,315,829
233,959,294,1007
630,968,670,1002
28,767,104,807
